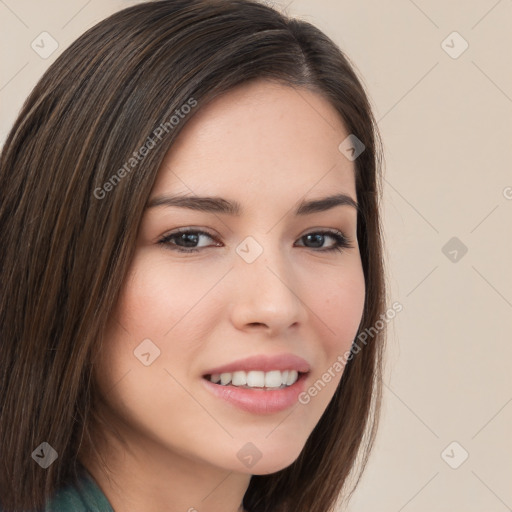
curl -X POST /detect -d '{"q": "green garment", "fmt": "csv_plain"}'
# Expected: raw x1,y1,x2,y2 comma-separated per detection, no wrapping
44,465,114,512
0,464,114,511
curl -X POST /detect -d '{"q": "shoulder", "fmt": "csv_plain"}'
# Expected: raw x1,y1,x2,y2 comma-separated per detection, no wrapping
0,465,114,512
44,466,114,512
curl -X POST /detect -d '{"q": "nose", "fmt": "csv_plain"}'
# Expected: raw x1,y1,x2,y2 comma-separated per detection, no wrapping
229,243,306,336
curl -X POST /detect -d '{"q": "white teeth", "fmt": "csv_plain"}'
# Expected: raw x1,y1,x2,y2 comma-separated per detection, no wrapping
265,370,282,388
246,371,265,387
220,373,231,386
286,370,298,386
207,370,301,388
232,371,247,386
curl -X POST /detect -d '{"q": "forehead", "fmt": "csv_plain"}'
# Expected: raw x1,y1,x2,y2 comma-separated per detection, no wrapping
152,79,356,209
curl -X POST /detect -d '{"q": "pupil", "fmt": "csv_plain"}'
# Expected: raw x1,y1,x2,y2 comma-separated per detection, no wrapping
180,233,198,247
306,234,323,248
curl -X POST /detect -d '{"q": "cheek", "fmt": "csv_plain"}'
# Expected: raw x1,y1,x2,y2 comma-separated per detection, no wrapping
307,263,366,353
99,252,226,392
293,267,365,412
114,252,221,338
92,256,216,435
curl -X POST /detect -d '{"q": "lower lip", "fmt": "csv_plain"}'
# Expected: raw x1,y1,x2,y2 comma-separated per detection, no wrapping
201,373,309,414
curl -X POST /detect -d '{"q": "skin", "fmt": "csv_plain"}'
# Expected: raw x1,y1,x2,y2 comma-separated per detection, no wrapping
80,78,366,512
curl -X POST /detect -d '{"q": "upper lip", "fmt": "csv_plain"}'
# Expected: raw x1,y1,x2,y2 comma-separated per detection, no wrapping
202,353,311,376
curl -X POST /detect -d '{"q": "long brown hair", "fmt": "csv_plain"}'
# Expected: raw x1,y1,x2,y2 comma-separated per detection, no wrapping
0,1,386,510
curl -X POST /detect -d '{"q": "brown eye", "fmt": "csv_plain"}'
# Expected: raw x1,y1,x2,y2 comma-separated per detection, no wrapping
158,229,219,253
158,228,354,254
295,230,353,253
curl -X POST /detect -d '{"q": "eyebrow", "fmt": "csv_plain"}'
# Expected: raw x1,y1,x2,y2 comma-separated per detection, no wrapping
146,193,359,215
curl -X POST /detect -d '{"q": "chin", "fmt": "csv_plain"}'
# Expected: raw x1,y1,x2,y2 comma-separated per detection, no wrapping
246,446,305,475
248,458,299,475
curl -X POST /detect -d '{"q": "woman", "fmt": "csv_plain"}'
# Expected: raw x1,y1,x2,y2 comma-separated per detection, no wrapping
0,0,386,511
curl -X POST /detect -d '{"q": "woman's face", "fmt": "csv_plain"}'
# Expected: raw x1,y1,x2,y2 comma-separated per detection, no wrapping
93,79,365,476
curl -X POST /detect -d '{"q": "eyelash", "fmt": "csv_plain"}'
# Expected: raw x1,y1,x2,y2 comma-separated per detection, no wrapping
157,228,354,254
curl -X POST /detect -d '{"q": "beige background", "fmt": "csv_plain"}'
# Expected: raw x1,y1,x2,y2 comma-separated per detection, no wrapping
1,0,511,510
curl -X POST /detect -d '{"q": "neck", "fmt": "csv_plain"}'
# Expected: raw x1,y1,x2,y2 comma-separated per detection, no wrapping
79,420,251,512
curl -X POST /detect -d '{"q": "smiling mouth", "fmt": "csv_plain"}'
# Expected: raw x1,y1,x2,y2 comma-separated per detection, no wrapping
203,369,308,390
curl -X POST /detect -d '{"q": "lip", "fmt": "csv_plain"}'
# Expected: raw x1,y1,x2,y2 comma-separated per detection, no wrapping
201,371,309,414
202,353,311,376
